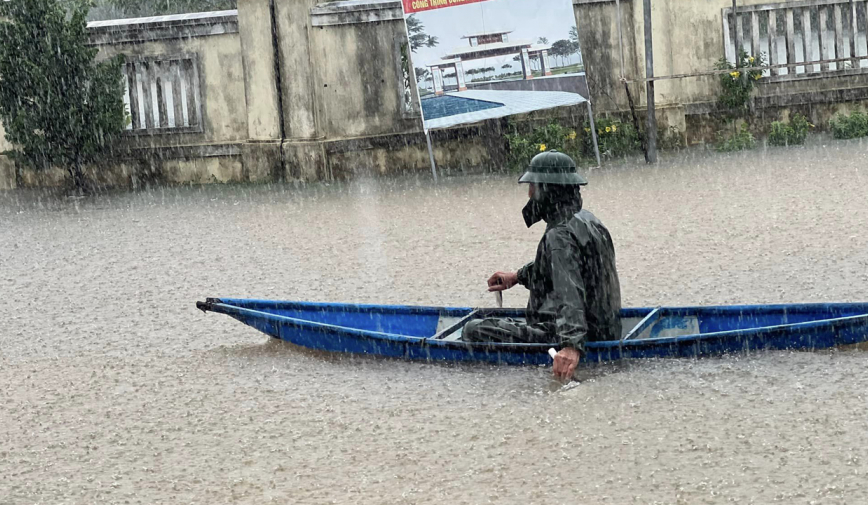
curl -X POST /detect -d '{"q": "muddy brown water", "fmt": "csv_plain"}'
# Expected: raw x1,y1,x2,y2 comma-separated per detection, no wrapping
3,141,868,504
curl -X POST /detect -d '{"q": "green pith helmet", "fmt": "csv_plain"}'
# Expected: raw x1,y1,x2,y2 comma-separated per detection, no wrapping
518,150,588,186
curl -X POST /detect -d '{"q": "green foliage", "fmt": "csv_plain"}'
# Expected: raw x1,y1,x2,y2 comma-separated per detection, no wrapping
406,15,438,53
506,117,645,171
715,50,765,115
0,0,126,190
768,114,813,146
829,111,868,139
585,117,642,159
549,39,580,66
506,121,583,171
715,124,756,152
658,126,684,151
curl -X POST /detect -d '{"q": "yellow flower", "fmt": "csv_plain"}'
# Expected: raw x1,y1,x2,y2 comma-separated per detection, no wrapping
749,56,755,63
584,127,591,133
753,73,761,80
539,144,547,151
611,124,618,132
567,131,577,140
730,71,740,79
605,126,612,133
809,123,815,128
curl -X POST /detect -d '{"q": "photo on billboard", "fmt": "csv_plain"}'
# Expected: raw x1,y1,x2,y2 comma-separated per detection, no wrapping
401,0,589,132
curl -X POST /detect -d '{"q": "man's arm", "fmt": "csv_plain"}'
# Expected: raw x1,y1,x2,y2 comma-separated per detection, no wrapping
548,243,589,352
547,241,588,381
516,262,534,287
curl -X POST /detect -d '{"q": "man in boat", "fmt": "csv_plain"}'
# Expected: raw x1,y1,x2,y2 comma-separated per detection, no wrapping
462,150,622,380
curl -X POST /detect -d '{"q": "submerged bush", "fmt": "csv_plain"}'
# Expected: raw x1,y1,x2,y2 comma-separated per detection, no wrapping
715,124,756,152
768,114,813,146
505,121,583,171
658,126,684,151
506,117,643,170
583,117,642,159
829,111,868,139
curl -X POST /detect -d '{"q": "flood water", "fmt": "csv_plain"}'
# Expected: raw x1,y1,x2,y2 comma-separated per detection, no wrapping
3,140,868,504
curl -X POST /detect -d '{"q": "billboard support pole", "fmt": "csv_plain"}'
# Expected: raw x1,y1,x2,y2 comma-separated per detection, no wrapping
425,129,438,182
586,101,602,168
643,0,658,164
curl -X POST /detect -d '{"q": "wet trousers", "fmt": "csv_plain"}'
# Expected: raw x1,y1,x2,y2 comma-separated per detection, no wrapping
462,318,554,344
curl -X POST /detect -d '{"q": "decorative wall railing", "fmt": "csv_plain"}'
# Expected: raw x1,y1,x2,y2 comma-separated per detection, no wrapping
724,0,868,79
122,55,203,134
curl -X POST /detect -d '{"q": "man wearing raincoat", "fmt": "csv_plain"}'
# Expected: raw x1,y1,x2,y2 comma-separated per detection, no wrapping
463,150,622,380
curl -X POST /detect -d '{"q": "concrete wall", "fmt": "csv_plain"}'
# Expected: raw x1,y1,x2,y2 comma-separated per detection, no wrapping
274,0,320,141
575,0,868,143
573,0,642,113
237,0,282,141
309,19,420,139
98,35,249,148
2,0,585,190
6,11,249,189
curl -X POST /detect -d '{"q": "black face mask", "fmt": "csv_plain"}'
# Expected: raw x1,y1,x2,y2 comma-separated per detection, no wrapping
521,185,583,228
522,199,545,228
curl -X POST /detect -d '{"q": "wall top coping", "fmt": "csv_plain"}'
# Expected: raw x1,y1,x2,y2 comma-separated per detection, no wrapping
87,10,239,45
311,0,403,27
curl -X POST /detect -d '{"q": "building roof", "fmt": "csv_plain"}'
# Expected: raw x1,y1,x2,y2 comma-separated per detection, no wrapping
441,40,534,60
426,58,462,68
460,30,513,39
422,90,587,130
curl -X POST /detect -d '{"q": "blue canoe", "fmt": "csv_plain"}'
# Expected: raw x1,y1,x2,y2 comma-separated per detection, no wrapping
196,298,868,365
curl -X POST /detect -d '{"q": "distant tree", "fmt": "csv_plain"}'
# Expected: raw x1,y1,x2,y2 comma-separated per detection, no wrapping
529,53,540,71
569,26,579,44
0,0,126,193
551,39,572,67
501,64,512,69
568,27,582,64
537,37,549,45
512,53,535,71
415,67,430,83
568,41,581,63
406,15,438,53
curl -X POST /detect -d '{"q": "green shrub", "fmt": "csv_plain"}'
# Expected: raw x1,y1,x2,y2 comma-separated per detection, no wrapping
768,114,812,146
583,117,642,159
506,118,643,170
715,50,766,116
767,122,790,146
715,124,756,152
658,126,684,151
829,111,868,139
505,121,583,171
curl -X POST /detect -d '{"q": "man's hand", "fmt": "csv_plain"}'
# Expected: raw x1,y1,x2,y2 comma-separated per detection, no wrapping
487,272,519,292
553,348,580,380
